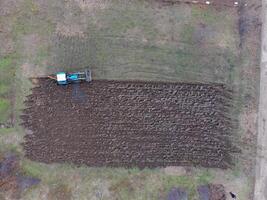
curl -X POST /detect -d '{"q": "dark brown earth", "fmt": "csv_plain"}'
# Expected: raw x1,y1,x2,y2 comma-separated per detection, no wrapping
198,184,226,200
21,79,238,169
0,152,40,199
209,184,226,200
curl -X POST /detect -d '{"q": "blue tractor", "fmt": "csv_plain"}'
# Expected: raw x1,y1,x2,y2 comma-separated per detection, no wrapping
48,69,92,85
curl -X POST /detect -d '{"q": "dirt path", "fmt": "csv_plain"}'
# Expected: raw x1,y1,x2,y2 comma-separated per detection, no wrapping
160,0,239,7
254,0,267,199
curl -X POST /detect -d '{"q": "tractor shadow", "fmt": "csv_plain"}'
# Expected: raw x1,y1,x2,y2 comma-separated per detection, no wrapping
71,83,88,104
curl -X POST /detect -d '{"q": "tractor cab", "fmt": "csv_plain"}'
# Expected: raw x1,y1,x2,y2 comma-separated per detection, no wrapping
56,72,68,85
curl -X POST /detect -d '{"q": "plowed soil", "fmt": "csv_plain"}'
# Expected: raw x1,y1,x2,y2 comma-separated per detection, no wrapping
21,79,237,169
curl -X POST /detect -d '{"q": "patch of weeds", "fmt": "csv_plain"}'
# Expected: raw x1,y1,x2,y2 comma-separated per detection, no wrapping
0,98,11,123
34,45,48,66
25,0,39,15
97,3,156,40
0,54,16,124
0,127,22,153
48,184,72,200
191,6,219,24
0,128,16,135
221,50,239,85
0,85,10,96
12,16,34,37
180,24,195,43
107,169,158,200
12,0,53,38
110,177,135,198
161,175,196,199
232,167,241,178
21,160,44,178
0,54,16,88
127,167,141,174
196,170,214,185
0,56,13,69
13,65,33,125
231,160,242,178
100,10,136,34
159,170,215,199
0,143,20,153
21,161,64,185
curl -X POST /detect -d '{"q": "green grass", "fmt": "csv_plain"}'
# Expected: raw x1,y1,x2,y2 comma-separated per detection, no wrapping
0,54,17,123
12,0,53,38
180,24,195,43
191,6,220,24
0,98,11,123
0,85,10,96
20,160,216,200
21,160,46,178
12,0,35,36
0,127,23,152
0,0,255,199
0,55,16,90
0,56,12,68
0,127,16,135
51,2,239,87
196,170,214,185
161,175,196,198
0,56,15,83
12,13,35,37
